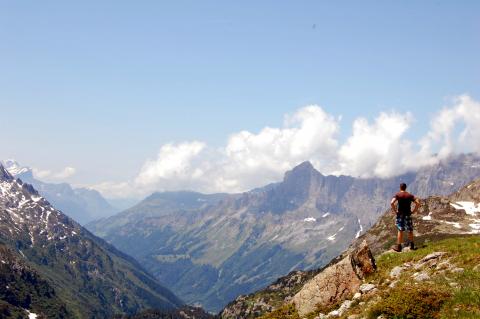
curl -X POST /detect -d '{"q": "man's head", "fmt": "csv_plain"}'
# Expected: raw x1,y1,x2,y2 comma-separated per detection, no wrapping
400,183,407,191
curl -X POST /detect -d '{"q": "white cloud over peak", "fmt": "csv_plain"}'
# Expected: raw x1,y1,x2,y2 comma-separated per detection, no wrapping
425,95,480,157
33,166,77,180
337,112,421,178
92,95,480,199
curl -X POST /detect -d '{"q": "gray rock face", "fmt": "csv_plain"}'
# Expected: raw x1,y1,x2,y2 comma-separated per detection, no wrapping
89,153,480,312
292,241,376,317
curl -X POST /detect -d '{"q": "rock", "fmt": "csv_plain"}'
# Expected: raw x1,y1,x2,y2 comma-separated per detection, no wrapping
347,315,361,319
314,314,327,319
419,252,447,263
452,267,464,273
449,282,459,288
353,292,362,300
359,283,376,294
337,300,353,315
389,280,398,288
437,260,452,270
473,264,480,271
413,272,430,282
293,241,376,317
390,266,403,278
328,309,340,317
351,241,377,277
413,252,447,270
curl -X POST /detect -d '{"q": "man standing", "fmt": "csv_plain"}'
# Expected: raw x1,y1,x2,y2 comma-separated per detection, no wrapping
390,183,421,252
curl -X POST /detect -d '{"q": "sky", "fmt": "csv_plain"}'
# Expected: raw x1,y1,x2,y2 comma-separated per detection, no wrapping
1,1,479,199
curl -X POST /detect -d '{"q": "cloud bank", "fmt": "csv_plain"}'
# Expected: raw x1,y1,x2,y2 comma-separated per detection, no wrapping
33,166,77,180
93,95,480,199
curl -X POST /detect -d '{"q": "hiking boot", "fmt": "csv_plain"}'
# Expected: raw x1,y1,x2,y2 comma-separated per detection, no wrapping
392,244,402,252
409,242,417,250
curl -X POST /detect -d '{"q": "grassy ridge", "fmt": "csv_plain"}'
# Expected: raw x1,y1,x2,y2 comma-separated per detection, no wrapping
258,235,480,319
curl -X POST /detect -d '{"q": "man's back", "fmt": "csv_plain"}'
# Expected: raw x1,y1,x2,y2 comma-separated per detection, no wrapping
395,191,415,215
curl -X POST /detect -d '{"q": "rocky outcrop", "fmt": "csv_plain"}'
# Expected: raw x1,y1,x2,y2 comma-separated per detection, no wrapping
292,241,376,316
220,269,319,319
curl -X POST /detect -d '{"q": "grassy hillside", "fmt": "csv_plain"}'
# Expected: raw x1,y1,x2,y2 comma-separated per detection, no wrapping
259,235,480,319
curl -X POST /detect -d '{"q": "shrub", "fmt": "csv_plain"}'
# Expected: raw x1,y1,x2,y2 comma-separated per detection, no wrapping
368,284,451,319
259,304,299,319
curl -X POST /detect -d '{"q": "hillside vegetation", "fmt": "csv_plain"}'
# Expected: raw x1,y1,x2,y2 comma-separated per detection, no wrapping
259,235,480,319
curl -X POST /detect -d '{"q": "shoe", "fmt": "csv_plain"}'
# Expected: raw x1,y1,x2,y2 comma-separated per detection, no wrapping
392,244,402,252
409,242,417,250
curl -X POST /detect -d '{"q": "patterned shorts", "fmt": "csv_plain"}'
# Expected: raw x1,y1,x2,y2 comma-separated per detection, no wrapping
396,214,413,231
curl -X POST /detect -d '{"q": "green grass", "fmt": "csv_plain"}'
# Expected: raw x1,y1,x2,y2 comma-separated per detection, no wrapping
362,236,480,319
259,304,299,319
244,236,480,319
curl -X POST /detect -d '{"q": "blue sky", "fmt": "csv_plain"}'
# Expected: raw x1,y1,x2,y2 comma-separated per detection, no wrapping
1,1,479,197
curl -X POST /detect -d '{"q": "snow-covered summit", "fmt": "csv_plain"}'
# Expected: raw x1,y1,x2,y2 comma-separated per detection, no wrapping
0,168,79,246
1,159,32,176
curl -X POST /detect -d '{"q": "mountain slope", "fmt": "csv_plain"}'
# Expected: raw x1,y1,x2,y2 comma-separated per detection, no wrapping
2,160,117,224
221,177,480,318
0,243,69,318
88,153,480,312
0,164,183,318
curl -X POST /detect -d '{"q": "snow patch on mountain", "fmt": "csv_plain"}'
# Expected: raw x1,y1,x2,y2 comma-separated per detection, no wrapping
450,201,480,216
355,219,363,238
423,212,433,220
2,159,31,176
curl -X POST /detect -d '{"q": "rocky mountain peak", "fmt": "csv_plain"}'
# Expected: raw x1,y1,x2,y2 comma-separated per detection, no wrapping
0,163,14,181
0,166,183,317
282,161,321,192
284,161,317,178
1,159,32,177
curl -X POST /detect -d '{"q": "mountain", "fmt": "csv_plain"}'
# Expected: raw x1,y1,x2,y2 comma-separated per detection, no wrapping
87,153,480,312
0,164,183,318
2,160,118,224
0,242,69,318
221,177,480,318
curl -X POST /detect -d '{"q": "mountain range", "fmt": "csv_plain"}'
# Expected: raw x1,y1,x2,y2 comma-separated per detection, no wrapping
0,164,184,318
87,153,480,312
1,160,119,224
220,175,480,318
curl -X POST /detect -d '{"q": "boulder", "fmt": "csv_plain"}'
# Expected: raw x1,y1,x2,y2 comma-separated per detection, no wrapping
292,241,376,316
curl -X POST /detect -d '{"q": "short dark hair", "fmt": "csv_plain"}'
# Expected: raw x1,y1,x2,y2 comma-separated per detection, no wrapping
400,183,407,191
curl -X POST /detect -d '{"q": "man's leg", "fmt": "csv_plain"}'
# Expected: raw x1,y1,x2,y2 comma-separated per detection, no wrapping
397,230,404,245
393,215,404,252
406,215,415,250
408,231,415,250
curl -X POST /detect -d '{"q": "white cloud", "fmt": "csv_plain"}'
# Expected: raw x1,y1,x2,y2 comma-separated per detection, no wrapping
33,166,76,180
92,95,480,199
122,105,340,195
424,95,480,156
335,111,439,178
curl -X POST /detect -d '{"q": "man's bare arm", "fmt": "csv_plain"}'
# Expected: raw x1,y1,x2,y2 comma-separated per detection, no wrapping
391,197,397,214
412,198,421,214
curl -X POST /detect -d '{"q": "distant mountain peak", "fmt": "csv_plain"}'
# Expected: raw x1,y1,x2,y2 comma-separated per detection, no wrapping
284,161,320,183
1,159,32,176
